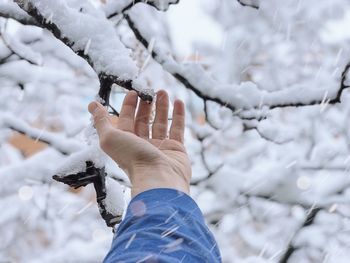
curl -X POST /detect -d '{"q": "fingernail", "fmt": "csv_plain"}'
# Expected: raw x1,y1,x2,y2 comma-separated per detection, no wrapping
88,102,98,115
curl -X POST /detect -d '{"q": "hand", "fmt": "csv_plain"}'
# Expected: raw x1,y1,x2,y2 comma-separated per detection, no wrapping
88,90,191,197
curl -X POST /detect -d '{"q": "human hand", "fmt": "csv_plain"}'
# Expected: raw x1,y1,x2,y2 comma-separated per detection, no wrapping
88,90,191,197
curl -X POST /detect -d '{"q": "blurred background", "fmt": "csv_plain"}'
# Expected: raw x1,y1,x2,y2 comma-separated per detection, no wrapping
1,0,350,262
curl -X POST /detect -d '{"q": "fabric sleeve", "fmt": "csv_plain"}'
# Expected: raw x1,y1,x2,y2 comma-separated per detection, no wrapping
103,188,222,263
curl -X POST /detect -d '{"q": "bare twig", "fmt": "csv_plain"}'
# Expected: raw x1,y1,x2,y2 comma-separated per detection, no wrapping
190,135,224,185
237,0,259,9
279,206,322,263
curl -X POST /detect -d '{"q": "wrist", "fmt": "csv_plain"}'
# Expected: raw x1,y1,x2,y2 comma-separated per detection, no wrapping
129,165,190,197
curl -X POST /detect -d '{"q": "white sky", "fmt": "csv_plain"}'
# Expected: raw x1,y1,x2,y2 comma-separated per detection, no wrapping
166,0,224,56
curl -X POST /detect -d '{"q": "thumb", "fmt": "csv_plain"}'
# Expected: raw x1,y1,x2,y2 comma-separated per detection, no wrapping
88,101,113,137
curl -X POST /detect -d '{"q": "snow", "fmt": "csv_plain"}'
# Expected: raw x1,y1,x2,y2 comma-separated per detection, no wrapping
149,0,179,11
0,60,77,84
101,0,178,17
238,0,260,8
23,0,138,80
0,0,34,23
0,113,83,154
0,148,65,195
103,177,124,217
129,5,343,111
54,145,105,176
1,26,43,65
1,0,350,262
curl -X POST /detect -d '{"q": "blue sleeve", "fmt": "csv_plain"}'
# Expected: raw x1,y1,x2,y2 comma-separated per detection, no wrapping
103,188,222,263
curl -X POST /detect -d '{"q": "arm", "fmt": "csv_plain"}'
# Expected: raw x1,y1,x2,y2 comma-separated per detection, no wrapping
88,90,222,262
104,188,221,262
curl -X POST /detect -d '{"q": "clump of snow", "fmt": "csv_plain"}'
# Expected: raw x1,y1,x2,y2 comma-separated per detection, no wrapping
54,145,106,176
132,77,155,99
102,177,124,217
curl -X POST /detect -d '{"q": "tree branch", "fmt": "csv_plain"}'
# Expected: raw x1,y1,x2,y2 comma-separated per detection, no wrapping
53,161,122,227
124,13,350,118
0,2,39,26
13,0,154,106
107,0,180,19
0,24,40,65
237,0,259,9
1,114,82,155
279,206,322,263
190,134,224,186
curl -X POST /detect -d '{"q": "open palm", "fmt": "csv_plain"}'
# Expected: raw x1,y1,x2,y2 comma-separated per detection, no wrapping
88,90,191,196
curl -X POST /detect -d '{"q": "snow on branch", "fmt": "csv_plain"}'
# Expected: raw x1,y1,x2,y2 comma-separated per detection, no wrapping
13,0,155,105
125,8,350,118
0,0,38,26
237,0,259,9
14,0,137,79
0,113,83,155
105,0,179,19
0,60,76,85
135,0,179,10
1,23,42,65
53,156,124,227
0,114,125,228
8,1,130,228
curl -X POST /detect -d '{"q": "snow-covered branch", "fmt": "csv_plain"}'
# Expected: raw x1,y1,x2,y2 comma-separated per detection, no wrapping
0,113,125,228
13,0,155,105
6,0,131,229
124,8,350,118
0,25,41,65
0,114,83,155
237,0,259,9
53,158,124,227
105,0,179,19
0,0,38,26
1,0,349,261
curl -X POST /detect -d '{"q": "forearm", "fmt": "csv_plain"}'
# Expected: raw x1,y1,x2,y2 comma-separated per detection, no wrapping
103,189,221,263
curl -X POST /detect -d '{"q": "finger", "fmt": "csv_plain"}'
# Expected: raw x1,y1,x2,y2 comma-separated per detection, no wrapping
118,91,138,132
152,90,169,140
88,101,113,138
169,99,185,143
135,99,152,138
